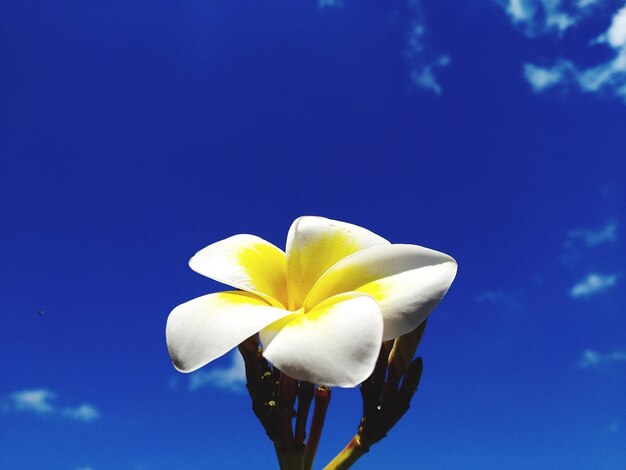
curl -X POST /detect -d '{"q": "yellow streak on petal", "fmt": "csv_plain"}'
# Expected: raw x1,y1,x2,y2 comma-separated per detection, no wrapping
303,262,376,310
262,292,360,347
213,290,272,307
289,231,363,309
262,296,348,352
355,279,390,302
237,243,288,308
260,291,384,387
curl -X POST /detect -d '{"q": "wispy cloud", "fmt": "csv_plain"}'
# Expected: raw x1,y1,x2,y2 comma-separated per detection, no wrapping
63,404,101,423
318,0,343,9
578,0,602,7
524,61,572,91
507,0,535,24
606,2,626,47
188,351,246,393
500,0,601,36
4,389,101,422
570,272,618,298
475,290,521,312
318,0,450,94
405,1,451,95
561,220,619,267
607,419,620,433
409,53,451,95
566,221,618,248
167,376,179,390
10,389,57,414
576,348,626,368
519,3,626,103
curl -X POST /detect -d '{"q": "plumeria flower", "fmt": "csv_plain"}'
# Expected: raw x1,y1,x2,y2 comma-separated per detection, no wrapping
166,216,457,387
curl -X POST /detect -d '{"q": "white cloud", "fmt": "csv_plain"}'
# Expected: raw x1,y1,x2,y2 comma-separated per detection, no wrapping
570,272,618,297
577,0,601,7
63,404,100,423
607,3,626,47
10,389,57,414
404,3,452,95
188,351,246,393
547,12,576,32
567,221,618,247
576,348,626,367
572,5,626,100
475,290,521,312
526,54,626,102
514,3,626,103
507,0,536,22
410,55,451,95
561,220,619,267
501,0,588,35
576,50,626,97
4,389,100,422
319,0,451,94
524,62,571,90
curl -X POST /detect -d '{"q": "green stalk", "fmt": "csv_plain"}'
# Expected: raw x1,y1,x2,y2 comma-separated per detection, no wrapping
322,435,369,470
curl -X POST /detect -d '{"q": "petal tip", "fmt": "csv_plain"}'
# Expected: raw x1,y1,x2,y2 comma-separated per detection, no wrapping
169,354,193,373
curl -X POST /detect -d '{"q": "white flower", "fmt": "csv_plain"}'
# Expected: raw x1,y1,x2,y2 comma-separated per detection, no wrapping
166,216,457,387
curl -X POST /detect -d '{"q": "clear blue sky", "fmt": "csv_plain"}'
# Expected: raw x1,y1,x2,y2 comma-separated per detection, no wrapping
1,1,625,469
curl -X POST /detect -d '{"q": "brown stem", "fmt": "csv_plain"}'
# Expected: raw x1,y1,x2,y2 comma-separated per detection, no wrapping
295,381,315,447
278,373,297,450
275,444,305,470
303,386,331,470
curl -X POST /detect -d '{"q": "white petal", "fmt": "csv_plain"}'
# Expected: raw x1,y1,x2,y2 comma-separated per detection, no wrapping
304,244,457,341
260,292,383,387
285,216,389,310
166,291,290,373
189,234,287,308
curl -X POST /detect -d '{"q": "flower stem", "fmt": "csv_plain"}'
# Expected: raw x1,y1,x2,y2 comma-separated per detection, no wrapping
275,445,305,470
323,435,369,470
295,382,315,447
303,386,331,470
325,326,427,470
278,373,297,449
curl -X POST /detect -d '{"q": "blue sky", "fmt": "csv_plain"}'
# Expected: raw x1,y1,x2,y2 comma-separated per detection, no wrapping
1,0,625,469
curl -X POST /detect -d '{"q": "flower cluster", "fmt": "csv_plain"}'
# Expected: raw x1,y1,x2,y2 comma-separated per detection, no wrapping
166,216,457,388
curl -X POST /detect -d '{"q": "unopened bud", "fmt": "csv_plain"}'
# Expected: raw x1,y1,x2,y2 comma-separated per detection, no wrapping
388,319,427,377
